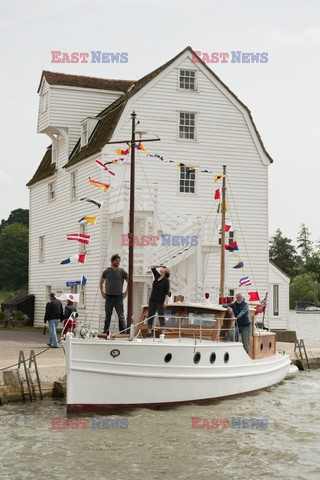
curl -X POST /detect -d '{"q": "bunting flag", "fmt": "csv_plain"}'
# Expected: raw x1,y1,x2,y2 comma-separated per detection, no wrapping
255,295,268,315
217,201,229,213
78,215,97,225
60,253,86,265
135,142,148,152
104,158,125,165
57,293,80,303
219,224,232,233
115,147,130,155
80,197,103,209
248,291,260,302
95,160,116,175
66,275,87,287
88,178,110,192
239,276,252,287
225,241,238,252
214,188,220,200
233,260,244,269
214,174,225,182
147,153,215,173
67,233,91,245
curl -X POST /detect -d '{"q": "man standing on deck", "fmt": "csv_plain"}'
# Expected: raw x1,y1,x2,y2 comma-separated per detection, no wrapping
223,291,251,353
100,254,128,336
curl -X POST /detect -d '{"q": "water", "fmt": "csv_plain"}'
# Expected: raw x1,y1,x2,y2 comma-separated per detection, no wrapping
1,369,320,480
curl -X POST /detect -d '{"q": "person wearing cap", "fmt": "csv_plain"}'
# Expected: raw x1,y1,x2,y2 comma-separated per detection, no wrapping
44,292,63,348
147,265,170,336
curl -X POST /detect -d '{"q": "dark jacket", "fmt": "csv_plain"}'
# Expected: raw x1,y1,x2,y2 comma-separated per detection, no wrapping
44,298,64,323
224,299,250,327
63,304,77,321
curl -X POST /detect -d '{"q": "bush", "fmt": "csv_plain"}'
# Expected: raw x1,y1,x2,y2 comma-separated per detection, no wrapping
289,273,320,309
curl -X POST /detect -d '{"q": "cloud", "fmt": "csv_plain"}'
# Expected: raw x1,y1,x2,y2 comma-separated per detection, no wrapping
272,27,320,44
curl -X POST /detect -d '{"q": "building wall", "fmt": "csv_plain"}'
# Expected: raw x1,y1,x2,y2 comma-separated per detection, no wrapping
268,262,290,329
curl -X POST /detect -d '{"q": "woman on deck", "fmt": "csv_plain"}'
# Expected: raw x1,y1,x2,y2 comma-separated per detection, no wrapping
147,265,170,336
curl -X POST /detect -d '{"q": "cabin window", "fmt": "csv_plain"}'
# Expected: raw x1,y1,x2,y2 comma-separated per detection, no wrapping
41,92,48,113
273,284,279,316
48,182,56,201
209,352,216,364
79,224,87,254
179,166,195,193
164,353,172,363
179,69,197,90
224,352,229,364
71,171,77,200
39,236,45,263
81,121,88,147
179,112,196,140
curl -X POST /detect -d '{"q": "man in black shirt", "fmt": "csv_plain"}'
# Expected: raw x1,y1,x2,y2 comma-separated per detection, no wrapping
100,254,128,336
147,265,170,336
44,292,63,348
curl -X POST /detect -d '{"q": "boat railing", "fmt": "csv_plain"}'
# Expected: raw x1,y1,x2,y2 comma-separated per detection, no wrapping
121,315,238,343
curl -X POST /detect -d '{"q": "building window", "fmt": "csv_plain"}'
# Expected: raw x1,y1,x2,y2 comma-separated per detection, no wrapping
179,112,196,140
80,285,85,307
81,122,88,147
179,166,195,193
179,70,197,90
48,182,56,201
45,285,51,300
39,236,45,262
273,284,279,316
41,93,48,113
71,171,77,200
228,289,235,301
219,230,234,245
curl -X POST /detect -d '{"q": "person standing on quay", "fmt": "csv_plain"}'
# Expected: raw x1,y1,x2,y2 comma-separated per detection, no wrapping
147,265,170,336
44,292,63,348
100,254,128,336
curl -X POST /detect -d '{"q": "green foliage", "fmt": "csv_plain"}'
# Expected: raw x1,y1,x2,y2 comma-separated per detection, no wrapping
0,311,5,321
289,273,320,309
14,310,25,321
0,209,29,230
269,229,302,278
304,252,320,283
0,223,28,290
297,223,313,263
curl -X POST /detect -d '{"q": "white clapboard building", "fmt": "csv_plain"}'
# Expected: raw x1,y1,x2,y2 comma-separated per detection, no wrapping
28,46,289,331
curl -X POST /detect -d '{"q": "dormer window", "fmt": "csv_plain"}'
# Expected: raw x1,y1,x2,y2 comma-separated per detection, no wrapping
179,70,197,90
81,121,88,147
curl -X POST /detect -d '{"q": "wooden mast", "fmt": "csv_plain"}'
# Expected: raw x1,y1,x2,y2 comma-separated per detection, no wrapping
127,112,136,326
219,165,227,302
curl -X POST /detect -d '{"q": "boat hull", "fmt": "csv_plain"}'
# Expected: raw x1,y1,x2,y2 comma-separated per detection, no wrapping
66,336,290,413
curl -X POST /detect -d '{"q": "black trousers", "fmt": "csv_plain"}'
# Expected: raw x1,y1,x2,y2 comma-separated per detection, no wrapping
148,301,166,328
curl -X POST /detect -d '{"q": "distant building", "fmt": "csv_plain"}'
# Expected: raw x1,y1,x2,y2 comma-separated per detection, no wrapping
27,46,288,331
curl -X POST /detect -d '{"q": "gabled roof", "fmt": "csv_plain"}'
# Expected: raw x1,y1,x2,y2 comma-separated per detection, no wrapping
30,47,274,186
26,146,56,187
37,71,134,93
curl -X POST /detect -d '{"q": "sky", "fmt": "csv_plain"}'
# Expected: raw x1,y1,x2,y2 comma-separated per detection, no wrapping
0,0,319,246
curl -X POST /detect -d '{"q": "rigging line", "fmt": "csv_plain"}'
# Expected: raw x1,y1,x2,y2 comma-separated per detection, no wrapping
137,150,183,293
87,160,129,330
225,176,258,290
200,207,220,298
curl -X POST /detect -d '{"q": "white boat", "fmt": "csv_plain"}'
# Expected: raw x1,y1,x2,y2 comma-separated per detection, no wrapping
65,113,290,413
65,301,290,413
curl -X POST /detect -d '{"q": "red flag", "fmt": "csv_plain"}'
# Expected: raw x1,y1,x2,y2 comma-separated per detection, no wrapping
224,241,238,252
67,233,91,245
255,295,268,315
214,188,220,200
248,291,260,302
219,224,232,233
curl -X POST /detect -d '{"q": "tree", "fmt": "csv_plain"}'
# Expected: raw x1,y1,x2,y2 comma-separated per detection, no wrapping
0,209,29,230
290,273,320,309
304,252,320,283
0,223,28,290
297,223,313,263
269,229,302,278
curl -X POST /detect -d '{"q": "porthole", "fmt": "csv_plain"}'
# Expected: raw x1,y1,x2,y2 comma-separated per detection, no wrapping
164,353,172,363
224,352,229,364
269,342,272,350
260,343,264,351
193,352,201,364
209,353,216,364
